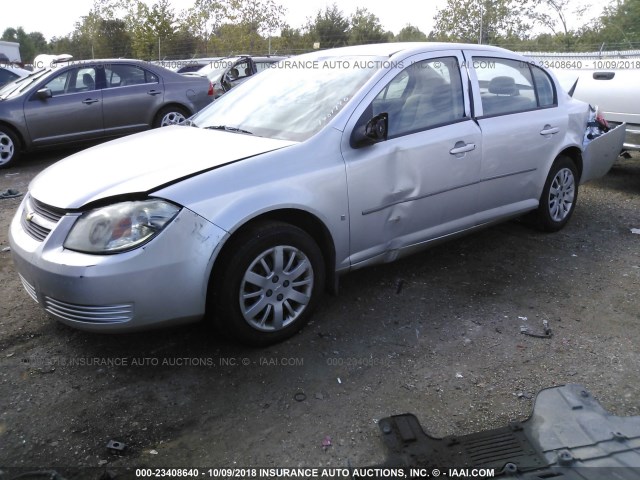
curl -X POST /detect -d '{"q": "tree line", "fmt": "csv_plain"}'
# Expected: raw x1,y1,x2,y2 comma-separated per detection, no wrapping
2,0,639,64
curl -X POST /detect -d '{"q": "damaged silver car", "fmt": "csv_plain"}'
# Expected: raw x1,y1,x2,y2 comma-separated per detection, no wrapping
9,43,625,345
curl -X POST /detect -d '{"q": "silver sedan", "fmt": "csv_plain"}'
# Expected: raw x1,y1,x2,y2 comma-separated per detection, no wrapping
9,43,625,345
0,59,213,167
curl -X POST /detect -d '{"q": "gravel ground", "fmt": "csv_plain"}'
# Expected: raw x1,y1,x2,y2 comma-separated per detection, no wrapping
0,150,639,479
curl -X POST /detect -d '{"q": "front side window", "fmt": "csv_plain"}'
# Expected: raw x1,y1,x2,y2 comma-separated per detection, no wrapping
43,67,98,96
230,60,251,80
372,57,465,138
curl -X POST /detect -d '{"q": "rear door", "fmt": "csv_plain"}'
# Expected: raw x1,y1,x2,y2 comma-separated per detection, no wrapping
23,66,103,146
101,63,164,134
342,51,483,266
465,52,566,221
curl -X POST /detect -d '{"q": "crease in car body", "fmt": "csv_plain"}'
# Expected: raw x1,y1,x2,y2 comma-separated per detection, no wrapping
379,144,422,211
147,147,291,196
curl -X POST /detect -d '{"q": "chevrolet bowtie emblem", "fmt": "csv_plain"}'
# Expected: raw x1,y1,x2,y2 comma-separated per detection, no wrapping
25,212,35,222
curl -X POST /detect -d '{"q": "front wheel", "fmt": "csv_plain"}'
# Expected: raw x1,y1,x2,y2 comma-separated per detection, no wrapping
153,106,189,128
0,126,20,168
211,222,325,346
532,155,579,232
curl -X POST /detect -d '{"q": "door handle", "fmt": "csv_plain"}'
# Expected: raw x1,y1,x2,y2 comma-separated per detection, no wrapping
540,125,559,135
593,71,615,80
449,142,476,155
147,90,162,96
82,98,99,105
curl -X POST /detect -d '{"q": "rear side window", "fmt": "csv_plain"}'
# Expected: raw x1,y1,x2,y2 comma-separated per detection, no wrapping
105,65,159,88
255,61,274,73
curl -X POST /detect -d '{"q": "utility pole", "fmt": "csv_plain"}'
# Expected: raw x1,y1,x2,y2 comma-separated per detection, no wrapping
478,1,483,44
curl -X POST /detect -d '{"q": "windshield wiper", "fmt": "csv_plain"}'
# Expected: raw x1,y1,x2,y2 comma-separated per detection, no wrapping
204,125,254,135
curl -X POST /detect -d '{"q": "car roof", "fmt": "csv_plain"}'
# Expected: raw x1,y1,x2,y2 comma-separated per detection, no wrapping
304,42,514,58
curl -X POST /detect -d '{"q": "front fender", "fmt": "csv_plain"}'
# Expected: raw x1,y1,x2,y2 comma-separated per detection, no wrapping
153,131,351,271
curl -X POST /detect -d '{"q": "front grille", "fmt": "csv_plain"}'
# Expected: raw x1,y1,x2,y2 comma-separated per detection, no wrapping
18,274,38,303
21,196,66,242
30,197,66,222
43,296,134,324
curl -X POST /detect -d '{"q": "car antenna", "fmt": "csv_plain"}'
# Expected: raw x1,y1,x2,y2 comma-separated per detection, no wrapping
568,78,578,97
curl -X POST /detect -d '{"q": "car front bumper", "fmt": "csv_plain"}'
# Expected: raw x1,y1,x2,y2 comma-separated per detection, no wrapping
9,195,228,332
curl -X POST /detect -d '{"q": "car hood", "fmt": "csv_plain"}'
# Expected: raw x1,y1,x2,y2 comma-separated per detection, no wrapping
29,126,296,209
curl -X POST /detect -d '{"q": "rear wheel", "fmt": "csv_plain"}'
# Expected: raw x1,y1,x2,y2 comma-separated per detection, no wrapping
533,155,578,232
211,222,325,346
154,106,189,127
0,126,20,168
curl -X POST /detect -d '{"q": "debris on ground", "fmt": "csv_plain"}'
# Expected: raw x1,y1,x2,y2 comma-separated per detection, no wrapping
106,440,126,452
521,319,552,338
0,189,21,199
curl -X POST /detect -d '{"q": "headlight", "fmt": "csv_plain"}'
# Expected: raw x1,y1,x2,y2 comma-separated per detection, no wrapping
64,199,180,254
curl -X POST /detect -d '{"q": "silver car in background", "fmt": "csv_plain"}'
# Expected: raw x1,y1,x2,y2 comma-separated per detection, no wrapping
186,55,285,98
0,59,213,167
9,43,625,346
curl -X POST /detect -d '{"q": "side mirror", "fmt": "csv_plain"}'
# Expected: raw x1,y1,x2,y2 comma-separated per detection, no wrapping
35,88,52,100
350,113,388,148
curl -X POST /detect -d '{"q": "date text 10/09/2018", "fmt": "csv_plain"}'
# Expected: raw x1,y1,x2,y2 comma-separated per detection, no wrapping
135,467,496,478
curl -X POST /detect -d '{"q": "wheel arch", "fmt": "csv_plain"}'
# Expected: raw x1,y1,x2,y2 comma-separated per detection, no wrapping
153,102,194,125
557,146,583,182
0,121,25,151
207,208,338,304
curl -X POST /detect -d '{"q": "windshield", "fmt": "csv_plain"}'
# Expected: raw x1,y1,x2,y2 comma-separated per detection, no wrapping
191,56,384,142
0,68,52,99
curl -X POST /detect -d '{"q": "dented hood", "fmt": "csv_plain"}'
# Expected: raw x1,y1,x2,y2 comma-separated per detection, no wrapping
29,126,296,209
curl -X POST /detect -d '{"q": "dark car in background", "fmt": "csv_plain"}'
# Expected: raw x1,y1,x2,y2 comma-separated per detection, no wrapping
0,59,213,167
185,55,285,98
0,64,30,87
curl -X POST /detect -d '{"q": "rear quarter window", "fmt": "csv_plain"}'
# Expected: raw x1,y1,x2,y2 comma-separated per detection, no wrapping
531,66,556,107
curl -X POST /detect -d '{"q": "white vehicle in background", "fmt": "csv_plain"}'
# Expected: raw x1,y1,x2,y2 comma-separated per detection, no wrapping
0,40,21,63
32,54,73,71
524,50,640,151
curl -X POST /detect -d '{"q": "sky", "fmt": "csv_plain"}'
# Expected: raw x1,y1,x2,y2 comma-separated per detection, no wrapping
3,0,602,42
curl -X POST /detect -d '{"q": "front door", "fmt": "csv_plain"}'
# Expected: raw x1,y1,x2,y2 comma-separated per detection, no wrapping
341,52,483,266
23,66,103,146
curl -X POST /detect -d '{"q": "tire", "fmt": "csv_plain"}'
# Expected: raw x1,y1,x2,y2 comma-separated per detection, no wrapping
211,222,325,346
532,155,578,232
0,126,20,168
153,105,190,128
